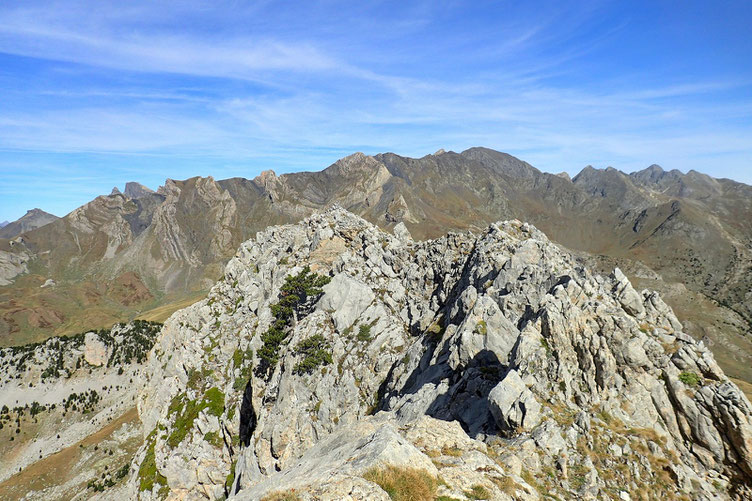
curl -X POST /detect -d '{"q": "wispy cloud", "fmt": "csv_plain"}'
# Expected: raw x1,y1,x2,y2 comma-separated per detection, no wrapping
1,0,751,221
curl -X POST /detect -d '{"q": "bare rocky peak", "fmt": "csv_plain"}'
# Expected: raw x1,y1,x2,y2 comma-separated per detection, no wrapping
253,169,277,185
461,146,540,179
253,170,280,200
0,208,59,239
129,207,752,500
124,182,156,199
323,151,384,176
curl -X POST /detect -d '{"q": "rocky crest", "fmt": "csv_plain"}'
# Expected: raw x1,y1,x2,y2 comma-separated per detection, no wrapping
0,208,58,239
128,207,752,500
2,149,751,383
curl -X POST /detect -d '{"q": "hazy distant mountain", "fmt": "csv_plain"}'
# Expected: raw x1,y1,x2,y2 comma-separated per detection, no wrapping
1,147,750,381
0,221,8,228
0,208,58,239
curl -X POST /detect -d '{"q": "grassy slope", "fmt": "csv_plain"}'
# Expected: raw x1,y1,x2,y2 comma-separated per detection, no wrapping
0,408,141,501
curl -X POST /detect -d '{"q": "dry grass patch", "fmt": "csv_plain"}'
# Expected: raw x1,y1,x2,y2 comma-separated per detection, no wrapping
490,475,519,495
465,484,491,499
261,490,302,501
440,445,463,457
363,465,438,501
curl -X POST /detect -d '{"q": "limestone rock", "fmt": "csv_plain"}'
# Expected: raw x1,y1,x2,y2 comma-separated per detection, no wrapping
83,331,110,367
489,370,542,432
127,208,752,501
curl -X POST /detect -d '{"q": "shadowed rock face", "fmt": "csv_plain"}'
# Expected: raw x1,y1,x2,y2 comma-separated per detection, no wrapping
130,208,752,500
1,148,750,373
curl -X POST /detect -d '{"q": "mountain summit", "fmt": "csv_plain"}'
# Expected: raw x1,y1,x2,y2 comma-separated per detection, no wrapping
0,208,58,239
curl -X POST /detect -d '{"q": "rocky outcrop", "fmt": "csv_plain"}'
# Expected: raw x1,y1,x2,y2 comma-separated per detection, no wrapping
129,207,752,500
0,248,30,285
124,182,156,200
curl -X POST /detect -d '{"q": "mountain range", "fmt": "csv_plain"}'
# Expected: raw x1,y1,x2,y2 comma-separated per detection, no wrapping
0,147,750,382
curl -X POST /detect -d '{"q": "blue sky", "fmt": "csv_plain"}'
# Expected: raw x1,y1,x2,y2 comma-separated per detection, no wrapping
1,1,751,222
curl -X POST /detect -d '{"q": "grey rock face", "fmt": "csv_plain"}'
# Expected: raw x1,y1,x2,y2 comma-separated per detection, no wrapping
130,207,752,501
124,182,156,199
489,370,542,432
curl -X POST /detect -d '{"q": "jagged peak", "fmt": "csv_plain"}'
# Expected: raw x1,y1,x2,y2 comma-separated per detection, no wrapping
253,169,278,185
123,181,155,199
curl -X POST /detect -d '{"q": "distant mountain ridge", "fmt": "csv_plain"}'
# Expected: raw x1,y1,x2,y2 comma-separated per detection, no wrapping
0,208,58,239
1,148,750,382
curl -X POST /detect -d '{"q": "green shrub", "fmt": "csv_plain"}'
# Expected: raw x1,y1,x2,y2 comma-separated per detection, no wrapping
256,267,330,379
294,335,333,375
475,320,488,335
358,324,372,342
679,371,702,387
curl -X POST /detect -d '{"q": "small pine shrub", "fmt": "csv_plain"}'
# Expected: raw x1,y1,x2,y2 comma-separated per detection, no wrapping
294,335,333,375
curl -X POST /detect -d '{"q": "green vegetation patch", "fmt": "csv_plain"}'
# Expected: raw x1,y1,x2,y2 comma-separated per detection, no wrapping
475,320,488,335
138,434,169,494
465,484,491,500
204,431,223,448
167,388,225,448
232,347,254,391
293,334,333,375
679,371,702,387
357,324,372,342
256,266,330,379
225,459,237,495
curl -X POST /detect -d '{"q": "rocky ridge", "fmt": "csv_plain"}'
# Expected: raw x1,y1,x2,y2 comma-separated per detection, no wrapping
2,149,751,390
128,207,752,500
0,209,58,240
